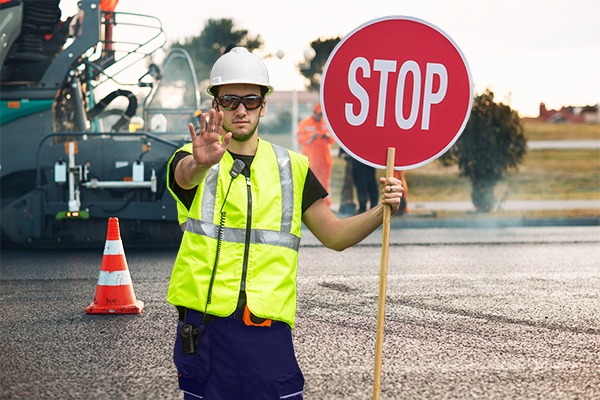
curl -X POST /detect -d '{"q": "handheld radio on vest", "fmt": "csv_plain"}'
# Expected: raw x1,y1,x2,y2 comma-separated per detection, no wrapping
229,159,245,179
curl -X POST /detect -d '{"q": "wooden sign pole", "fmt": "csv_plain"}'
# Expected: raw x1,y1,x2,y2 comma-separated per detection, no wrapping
373,147,395,400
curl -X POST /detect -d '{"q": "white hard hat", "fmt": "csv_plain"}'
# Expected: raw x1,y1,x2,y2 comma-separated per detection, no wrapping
207,47,274,97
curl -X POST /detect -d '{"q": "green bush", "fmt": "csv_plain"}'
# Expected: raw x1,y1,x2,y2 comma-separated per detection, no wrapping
440,89,527,212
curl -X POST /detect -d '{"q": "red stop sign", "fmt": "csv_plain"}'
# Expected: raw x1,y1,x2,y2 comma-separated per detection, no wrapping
321,16,473,169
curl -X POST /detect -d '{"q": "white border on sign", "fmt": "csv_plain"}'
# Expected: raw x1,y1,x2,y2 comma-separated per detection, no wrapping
320,15,474,170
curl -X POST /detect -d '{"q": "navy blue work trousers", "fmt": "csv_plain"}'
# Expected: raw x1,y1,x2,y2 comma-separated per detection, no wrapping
173,308,304,399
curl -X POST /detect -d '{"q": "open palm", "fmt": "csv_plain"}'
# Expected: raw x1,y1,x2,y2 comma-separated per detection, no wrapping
188,109,232,167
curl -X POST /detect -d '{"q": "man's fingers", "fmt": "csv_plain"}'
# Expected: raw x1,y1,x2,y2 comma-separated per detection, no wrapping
379,177,403,199
214,111,224,134
198,112,207,135
206,109,216,132
380,176,401,186
221,132,232,149
202,109,225,136
188,123,198,141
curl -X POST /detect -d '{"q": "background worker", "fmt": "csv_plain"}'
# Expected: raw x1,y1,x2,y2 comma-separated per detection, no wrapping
352,158,380,214
167,47,403,400
395,170,409,215
337,147,357,215
296,103,336,208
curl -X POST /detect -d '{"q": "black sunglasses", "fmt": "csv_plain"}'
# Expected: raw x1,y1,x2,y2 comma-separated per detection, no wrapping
216,95,264,111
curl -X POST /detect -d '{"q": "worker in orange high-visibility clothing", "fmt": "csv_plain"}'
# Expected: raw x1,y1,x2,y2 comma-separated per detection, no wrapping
296,103,336,208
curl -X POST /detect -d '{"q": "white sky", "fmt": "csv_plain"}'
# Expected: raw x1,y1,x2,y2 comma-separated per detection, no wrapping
60,0,599,118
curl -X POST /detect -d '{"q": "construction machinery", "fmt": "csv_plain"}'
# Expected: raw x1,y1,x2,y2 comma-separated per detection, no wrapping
1,0,201,248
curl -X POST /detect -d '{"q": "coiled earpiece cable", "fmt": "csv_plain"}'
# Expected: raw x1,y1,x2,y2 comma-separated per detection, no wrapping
202,159,246,323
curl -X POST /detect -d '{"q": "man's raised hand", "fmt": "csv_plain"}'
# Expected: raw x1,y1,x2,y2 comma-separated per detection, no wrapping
188,109,232,168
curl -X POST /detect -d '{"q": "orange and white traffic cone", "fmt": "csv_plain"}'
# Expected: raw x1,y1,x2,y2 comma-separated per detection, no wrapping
86,217,144,314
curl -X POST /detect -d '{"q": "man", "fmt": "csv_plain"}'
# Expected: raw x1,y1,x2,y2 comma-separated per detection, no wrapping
167,47,403,399
352,158,379,214
296,103,336,208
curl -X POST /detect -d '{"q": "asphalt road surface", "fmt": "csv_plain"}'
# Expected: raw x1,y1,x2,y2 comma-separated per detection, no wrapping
1,225,599,399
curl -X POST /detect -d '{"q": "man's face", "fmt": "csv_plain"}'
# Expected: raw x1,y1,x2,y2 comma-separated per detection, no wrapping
213,84,265,142
313,111,323,122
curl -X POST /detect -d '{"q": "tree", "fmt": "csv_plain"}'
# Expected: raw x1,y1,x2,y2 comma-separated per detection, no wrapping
299,37,341,92
439,89,527,212
171,19,263,89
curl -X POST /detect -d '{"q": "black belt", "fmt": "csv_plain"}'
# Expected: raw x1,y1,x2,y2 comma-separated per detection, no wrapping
176,305,245,322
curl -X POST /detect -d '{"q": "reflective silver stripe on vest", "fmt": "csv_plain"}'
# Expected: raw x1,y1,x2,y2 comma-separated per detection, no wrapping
201,164,220,223
271,144,294,234
186,218,300,251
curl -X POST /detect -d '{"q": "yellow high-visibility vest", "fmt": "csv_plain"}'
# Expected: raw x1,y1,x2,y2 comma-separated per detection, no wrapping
166,139,309,329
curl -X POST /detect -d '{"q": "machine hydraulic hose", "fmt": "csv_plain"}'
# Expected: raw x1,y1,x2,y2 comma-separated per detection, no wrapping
87,89,138,132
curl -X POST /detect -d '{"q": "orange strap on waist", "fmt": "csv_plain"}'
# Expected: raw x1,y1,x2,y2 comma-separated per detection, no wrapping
243,305,271,327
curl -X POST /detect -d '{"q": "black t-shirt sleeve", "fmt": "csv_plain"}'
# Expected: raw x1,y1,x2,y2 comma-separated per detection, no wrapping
168,150,327,214
302,168,328,214
169,151,197,211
